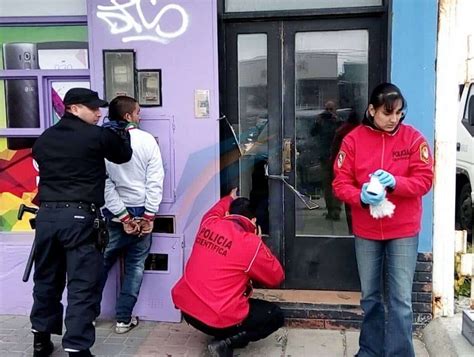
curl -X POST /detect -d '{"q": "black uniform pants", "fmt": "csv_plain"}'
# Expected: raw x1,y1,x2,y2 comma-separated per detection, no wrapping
183,299,284,348
30,203,103,351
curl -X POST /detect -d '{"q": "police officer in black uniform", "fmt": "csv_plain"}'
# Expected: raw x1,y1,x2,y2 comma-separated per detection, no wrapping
30,88,133,357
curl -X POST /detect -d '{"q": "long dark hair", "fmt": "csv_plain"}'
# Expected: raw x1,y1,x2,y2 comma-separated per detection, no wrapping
363,82,407,126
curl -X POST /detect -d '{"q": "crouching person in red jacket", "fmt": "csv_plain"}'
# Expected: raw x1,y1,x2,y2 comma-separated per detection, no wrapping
172,188,285,357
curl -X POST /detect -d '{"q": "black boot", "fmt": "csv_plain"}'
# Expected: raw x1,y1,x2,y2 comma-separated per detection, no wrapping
226,331,248,349
207,331,248,357
68,350,94,357
207,339,233,357
33,332,54,357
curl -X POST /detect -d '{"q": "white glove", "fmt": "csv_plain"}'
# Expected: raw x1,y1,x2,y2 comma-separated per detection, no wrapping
367,175,396,219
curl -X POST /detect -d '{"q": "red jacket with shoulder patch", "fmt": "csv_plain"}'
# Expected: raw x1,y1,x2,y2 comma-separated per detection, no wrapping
332,123,434,240
171,196,284,328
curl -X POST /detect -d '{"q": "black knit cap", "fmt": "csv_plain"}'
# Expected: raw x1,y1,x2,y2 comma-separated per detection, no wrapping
63,88,108,108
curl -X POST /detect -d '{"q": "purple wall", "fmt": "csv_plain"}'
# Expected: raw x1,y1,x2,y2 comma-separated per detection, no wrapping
0,234,118,318
87,0,220,320
0,0,219,320
88,0,220,260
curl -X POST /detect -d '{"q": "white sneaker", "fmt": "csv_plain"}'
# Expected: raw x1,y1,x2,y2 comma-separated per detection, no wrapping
115,316,139,334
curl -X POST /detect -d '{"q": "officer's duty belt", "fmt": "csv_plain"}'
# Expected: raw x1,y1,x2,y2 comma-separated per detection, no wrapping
41,202,96,212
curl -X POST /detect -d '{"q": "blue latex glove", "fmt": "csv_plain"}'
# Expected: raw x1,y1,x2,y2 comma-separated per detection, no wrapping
373,169,396,188
360,183,386,206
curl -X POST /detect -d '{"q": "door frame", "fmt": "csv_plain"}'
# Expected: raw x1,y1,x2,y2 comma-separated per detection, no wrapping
222,21,284,257
282,18,387,289
218,4,389,289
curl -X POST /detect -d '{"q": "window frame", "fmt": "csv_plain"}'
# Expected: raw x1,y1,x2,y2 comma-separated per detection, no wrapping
0,18,90,136
463,83,474,123
224,0,384,14
0,18,90,234
0,70,90,136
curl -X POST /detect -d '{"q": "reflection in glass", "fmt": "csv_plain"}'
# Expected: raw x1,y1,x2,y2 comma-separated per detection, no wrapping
226,0,382,12
0,78,40,150
0,27,88,145
237,34,269,234
104,51,136,102
294,30,368,237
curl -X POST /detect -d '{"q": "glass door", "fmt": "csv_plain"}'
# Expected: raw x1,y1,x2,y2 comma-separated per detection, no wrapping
222,16,386,290
223,22,284,256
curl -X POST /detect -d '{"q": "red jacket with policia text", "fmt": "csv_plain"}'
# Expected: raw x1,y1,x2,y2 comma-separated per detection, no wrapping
171,196,284,328
332,123,434,240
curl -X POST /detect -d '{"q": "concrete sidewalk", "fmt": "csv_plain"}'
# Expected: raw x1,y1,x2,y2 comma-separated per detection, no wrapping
0,315,430,357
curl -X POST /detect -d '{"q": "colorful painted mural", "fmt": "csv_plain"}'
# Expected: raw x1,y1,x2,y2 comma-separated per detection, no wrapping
0,140,38,231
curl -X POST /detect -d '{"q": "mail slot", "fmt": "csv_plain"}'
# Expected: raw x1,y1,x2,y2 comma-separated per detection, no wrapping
153,216,175,234
144,253,168,271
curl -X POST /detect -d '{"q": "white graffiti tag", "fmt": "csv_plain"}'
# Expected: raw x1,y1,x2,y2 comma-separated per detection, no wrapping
97,0,189,44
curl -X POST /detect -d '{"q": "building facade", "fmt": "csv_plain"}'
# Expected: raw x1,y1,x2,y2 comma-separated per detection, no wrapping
0,0,439,327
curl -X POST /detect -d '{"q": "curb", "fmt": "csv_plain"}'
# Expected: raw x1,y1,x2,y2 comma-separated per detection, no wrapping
422,314,473,357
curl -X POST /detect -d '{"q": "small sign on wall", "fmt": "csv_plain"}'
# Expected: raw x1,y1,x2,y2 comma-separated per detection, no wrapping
194,89,210,118
137,70,162,107
103,50,136,102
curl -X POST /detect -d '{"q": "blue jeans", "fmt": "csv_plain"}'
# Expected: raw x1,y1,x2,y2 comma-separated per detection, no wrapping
103,221,151,323
355,236,418,357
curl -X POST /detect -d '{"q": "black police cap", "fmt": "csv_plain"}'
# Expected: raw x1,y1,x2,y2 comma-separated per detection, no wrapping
63,88,108,108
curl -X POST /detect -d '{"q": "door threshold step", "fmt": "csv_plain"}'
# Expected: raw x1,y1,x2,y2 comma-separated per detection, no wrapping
253,289,361,305
253,289,362,330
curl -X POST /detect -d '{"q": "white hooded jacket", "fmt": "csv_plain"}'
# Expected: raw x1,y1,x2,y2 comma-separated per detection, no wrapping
104,126,164,220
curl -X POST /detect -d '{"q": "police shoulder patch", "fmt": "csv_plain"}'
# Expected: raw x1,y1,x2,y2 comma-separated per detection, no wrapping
419,142,430,164
337,151,346,168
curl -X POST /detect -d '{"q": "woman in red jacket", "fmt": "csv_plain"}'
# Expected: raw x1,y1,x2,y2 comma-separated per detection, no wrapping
332,83,433,357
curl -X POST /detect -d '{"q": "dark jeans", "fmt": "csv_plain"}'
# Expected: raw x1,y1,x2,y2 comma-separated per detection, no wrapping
30,203,103,351
355,236,419,357
101,221,151,323
183,299,284,348
320,160,342,219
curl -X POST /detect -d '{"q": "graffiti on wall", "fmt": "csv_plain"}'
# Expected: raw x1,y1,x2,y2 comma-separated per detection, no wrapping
97,0,189,44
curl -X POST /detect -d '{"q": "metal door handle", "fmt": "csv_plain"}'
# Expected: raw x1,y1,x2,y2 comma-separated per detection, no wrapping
267,174,289,180
266,165,319,210
457,142,461,151
283,138,292,173
267,173,320,210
